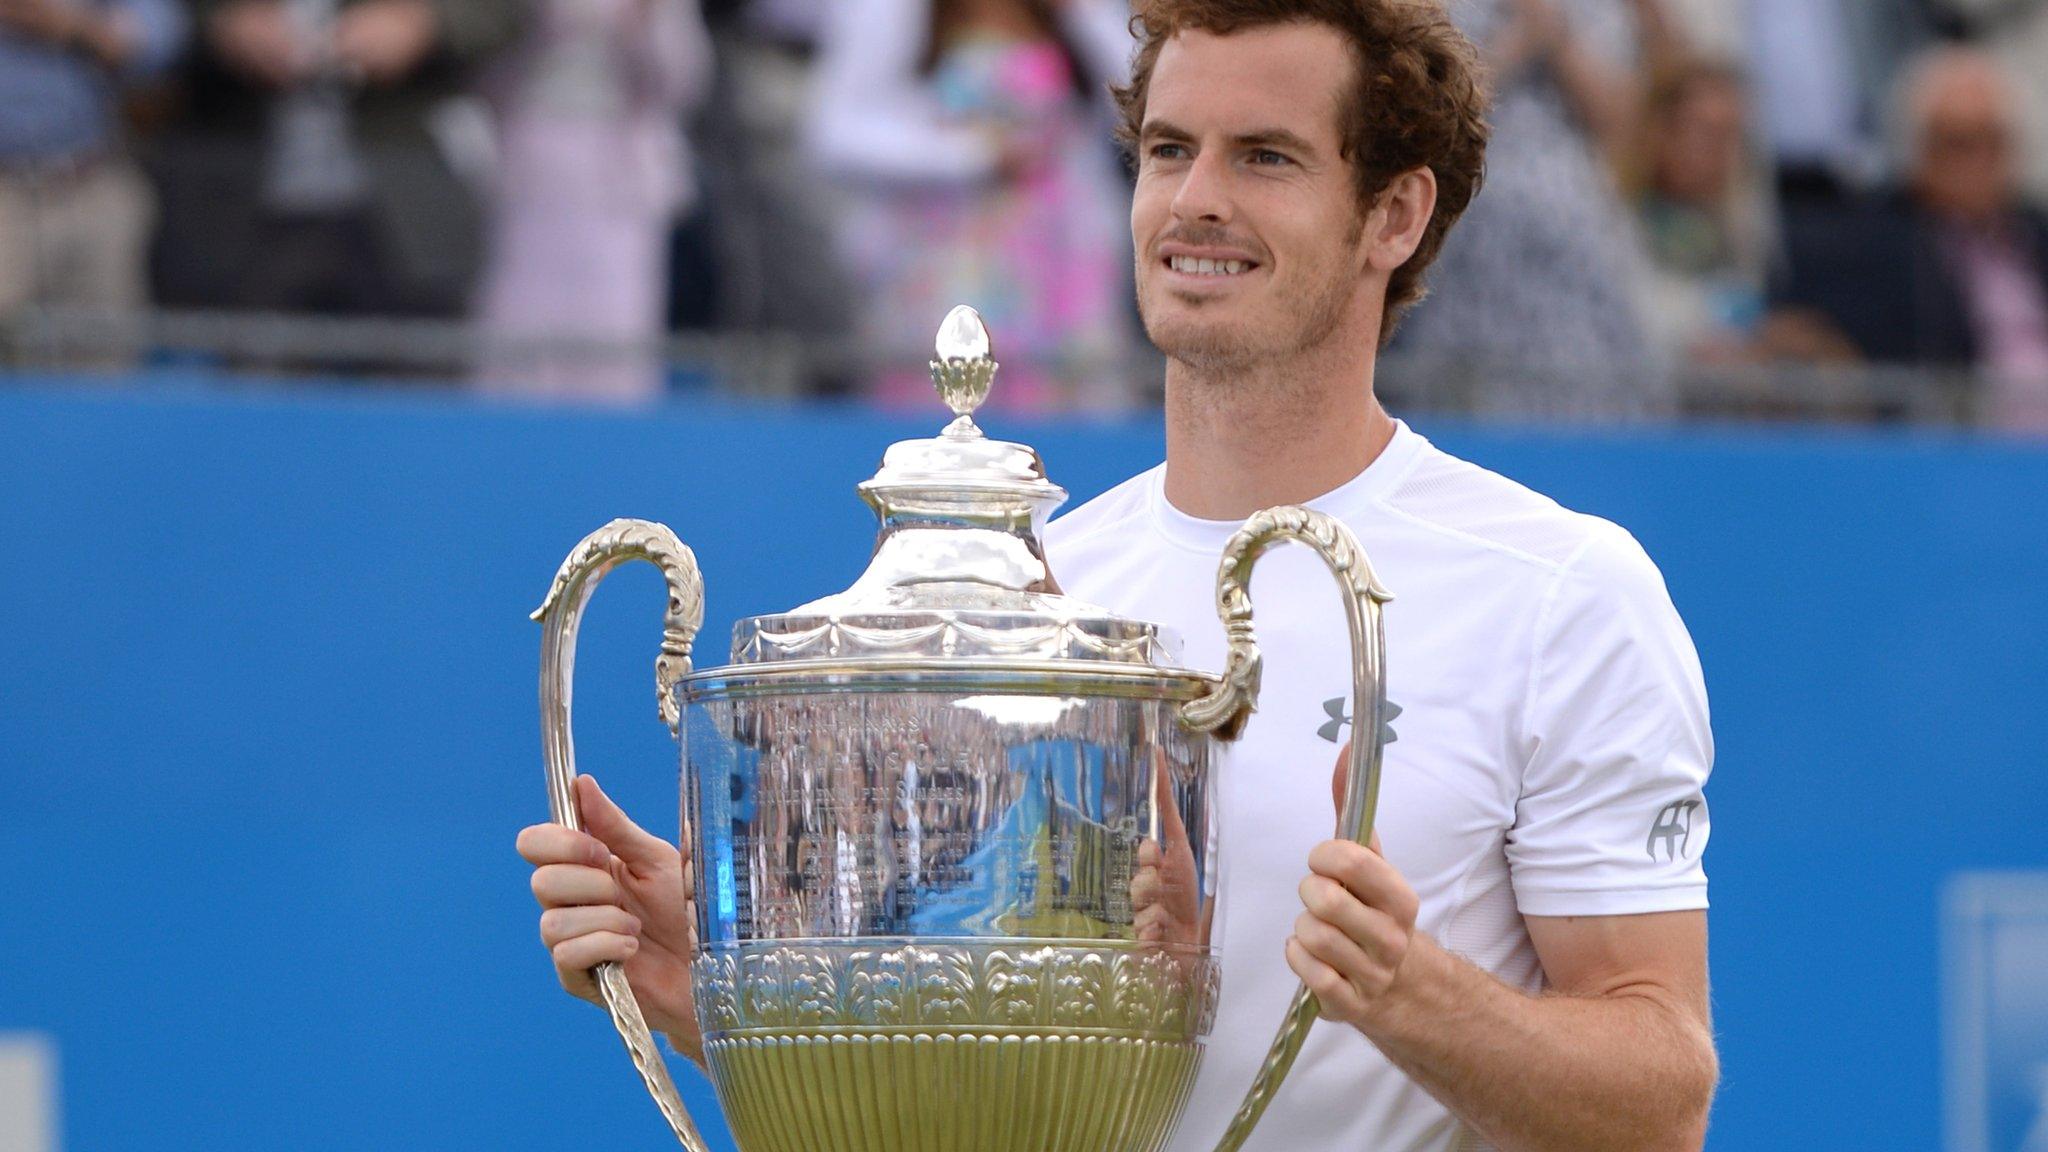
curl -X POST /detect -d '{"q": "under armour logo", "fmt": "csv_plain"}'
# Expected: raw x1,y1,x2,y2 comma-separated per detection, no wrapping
1318,697,1401,746
1646,800,1702,862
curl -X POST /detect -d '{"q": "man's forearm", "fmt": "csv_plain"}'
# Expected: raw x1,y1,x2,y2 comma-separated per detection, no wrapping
1360,934,1717,1152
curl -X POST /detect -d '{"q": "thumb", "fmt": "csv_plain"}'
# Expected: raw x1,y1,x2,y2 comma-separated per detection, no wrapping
575,774,673,868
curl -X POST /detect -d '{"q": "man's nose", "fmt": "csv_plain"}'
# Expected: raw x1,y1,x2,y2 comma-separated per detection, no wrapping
1169,150,1233,225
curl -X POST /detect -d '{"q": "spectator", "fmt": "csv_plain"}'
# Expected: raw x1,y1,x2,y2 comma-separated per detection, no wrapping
1772,47,2048,429
680,0,858,389
1931,0,2048,207
0,0,186,325
1396,0,1669,418
1627,58,1775,364
151,0,532,320
473,0,714,403
806,0,1141,412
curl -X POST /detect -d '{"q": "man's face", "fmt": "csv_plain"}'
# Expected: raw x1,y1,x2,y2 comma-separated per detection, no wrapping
1131,24,1373,372
1913,65,2019,224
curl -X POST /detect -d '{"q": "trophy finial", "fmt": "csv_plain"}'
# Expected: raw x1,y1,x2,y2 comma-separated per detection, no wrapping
931,304,998,436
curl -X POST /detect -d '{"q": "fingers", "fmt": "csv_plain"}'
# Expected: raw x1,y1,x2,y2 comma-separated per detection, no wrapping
1285,936,1366,1023
550,931,640,987
520,821,625,912
538,905,643,1003
1296,873,1408,973
1290,904,1400,1007
530,862,621,909
1131,842,1162,902
576,775,679,872
516,822,610,870
539,904,642,948
1289,837,1419,1026
1131,839,1163,941
1305,839,1418,931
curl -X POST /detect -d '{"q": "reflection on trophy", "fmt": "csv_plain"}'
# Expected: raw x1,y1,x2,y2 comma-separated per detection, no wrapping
533,306,1394,1152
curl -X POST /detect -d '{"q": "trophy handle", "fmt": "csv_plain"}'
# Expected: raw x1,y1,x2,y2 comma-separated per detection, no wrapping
532,518,713,1152
1180,505,1393,1152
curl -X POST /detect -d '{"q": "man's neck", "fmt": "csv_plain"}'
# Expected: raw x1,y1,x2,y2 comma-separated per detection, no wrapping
1160,336,1398,520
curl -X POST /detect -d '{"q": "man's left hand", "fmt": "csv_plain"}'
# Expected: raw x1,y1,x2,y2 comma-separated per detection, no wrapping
1287,833,1420,1028
1286,743,1421,1027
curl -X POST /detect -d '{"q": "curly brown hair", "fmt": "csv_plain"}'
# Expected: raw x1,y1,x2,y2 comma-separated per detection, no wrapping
1113,0,1491,346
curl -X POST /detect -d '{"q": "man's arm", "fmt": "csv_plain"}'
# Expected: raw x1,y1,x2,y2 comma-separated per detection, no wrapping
1289,841,1716,1152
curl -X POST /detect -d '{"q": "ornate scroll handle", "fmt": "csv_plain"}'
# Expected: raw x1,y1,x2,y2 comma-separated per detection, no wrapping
532,518,710,1152
1179,505,1394,1152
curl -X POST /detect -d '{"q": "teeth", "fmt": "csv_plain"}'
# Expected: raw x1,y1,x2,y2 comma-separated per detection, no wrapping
1169,256,1250,276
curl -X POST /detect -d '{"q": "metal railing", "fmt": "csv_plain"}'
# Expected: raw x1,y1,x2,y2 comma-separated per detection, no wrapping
0,305,1999,426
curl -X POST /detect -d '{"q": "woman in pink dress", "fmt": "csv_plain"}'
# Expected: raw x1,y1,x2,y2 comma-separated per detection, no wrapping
475,0,713,403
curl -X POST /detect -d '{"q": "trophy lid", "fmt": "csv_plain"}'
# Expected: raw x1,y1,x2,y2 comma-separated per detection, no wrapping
723,306,1184,671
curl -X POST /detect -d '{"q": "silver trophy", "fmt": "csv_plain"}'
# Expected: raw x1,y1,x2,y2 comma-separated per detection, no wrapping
533,306,1393,1152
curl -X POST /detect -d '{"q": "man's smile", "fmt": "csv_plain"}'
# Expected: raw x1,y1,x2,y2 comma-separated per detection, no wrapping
1166,255,1254,276
1156,243,1265,293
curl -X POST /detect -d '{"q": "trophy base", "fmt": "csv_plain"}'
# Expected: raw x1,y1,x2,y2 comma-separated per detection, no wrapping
705,1031,1203,1152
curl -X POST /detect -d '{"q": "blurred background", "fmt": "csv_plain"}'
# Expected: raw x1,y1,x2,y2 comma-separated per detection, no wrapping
4,0,2048,420
2,0,2047,1150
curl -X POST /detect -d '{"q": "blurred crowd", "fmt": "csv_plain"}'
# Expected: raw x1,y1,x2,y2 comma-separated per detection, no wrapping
3,0,2048,426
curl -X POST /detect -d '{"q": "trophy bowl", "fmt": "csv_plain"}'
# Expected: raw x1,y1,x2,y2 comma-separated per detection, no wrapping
684,681,1218,1152
532,307,1392,1152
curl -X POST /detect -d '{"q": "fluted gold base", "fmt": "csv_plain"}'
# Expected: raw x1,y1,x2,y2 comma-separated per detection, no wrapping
705,1031,1204,1152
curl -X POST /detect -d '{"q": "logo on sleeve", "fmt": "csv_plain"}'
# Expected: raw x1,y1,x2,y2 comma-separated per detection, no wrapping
1646,799,1703,862
1317,696,1401,746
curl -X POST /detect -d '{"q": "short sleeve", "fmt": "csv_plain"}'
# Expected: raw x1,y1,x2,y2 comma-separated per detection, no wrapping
1507,520,1712,917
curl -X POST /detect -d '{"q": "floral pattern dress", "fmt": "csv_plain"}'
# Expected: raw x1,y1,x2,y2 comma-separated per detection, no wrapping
835,35,1138,412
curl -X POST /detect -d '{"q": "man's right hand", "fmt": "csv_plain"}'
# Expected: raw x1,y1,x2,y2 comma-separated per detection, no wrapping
517,774,702,1060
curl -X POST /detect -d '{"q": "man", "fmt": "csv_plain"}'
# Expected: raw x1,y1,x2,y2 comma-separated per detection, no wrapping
519,2,1720,1149
1933,0,2048,205
0,0,186,320
1772,46,2048,428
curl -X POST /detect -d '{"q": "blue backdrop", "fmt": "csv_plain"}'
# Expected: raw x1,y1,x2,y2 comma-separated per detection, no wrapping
3,381,2045,1150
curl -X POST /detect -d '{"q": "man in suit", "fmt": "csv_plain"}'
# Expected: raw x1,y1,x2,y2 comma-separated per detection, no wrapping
1772,46,2048,425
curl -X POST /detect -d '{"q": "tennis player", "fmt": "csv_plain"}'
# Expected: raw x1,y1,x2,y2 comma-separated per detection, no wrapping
519,3,1718,1149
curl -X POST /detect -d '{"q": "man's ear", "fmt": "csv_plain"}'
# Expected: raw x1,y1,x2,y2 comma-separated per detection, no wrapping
1364,167,1439,274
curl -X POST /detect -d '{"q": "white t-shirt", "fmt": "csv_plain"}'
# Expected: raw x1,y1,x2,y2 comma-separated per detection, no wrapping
1043,421,1713,1152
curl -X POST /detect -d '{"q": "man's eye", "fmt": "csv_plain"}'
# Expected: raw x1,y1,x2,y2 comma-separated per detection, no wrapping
1250,149,1292,166
1148,143,1189,161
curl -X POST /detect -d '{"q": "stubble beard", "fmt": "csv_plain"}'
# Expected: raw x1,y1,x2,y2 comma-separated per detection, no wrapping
1138,224,1366,381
